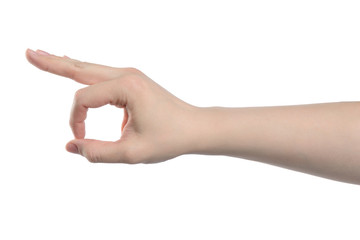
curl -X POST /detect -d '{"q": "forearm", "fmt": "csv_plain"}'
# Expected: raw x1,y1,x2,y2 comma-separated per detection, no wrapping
189,102,360,184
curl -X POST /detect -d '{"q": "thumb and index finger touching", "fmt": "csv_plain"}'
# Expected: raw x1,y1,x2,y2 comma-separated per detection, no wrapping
26,49,132,163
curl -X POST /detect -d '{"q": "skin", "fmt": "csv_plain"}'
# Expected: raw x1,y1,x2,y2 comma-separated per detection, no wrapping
26,49,360,185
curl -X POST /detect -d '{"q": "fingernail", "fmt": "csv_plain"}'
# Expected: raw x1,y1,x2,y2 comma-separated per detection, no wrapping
66,143,78,154
27,48,37,56
36,49,51,56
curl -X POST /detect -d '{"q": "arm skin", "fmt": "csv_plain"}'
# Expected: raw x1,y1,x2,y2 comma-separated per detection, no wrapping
26,49,360,185
191,103,360,185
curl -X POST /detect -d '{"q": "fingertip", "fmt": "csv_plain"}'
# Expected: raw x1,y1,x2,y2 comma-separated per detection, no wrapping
26,48,36,55
26,48,53,66
25,48,37,61
26,48,46,70
66,142,78,154
74,133,85,139
73,127,86,140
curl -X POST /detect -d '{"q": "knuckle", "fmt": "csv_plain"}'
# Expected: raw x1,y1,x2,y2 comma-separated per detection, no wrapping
124,67,142,75
122,74,147,92
73,61,87,69
70,60,87,79
74,88,85,102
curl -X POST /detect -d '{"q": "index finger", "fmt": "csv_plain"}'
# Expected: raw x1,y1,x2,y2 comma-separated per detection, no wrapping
70,78,127,139
26,48,125,85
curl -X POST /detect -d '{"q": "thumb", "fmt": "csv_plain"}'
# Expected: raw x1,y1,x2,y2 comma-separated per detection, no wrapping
66,139,133,163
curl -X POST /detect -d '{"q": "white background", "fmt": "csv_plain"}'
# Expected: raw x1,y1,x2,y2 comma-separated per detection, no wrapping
1,0,360,239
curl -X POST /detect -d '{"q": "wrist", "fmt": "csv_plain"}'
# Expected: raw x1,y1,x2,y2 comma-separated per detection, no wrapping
184,106,226,155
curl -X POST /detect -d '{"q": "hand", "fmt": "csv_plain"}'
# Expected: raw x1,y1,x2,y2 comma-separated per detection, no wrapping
26,49,198,163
